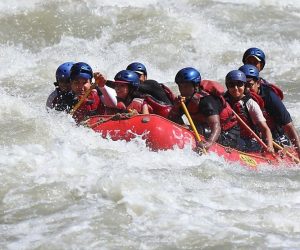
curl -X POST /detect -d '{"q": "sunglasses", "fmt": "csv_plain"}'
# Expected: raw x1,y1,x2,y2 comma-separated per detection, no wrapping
226,81,244,88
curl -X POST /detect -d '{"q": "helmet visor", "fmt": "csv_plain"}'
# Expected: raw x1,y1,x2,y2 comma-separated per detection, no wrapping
246,55,261,62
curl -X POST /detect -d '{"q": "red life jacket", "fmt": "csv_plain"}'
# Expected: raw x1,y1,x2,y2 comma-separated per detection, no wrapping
187,91,237,132
144,95,172,118
200,79,225,96
199,80,237,131
249,91,265,109
160,84,176,103
72,89,103,123
105,98,152,114
227,93,260,138
259,78,284,100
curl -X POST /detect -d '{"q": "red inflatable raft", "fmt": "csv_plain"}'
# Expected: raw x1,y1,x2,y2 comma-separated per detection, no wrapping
85,114,298,169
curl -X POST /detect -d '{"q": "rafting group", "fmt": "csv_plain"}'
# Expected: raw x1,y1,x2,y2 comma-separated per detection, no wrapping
46,47,300,160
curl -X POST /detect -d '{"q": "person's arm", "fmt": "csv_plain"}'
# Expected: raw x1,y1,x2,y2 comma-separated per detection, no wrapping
256,121,274,153
99,86,117,107
142,103,150,114
283,122,300,158
94,72,117,108
203,114,221,149
168,96,185,125
246,99,274,153
196,96,222,149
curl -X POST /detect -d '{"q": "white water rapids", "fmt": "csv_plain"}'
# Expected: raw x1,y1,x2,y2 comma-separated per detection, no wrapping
1,0,300,249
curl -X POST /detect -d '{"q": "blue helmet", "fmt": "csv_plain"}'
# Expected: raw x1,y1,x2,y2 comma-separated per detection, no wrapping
56,62,75,83
114,70,140,88
242,47,266,69
70,62,93,81
239,64,259,80
175,67,201,85
225,70,247,85
126,62,147,76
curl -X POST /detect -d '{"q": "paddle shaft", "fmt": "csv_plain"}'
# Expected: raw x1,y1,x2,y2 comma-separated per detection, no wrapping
272,141,300,164
231,109,269,151
232,109,299,164
180,100,207,154
70,82,97,115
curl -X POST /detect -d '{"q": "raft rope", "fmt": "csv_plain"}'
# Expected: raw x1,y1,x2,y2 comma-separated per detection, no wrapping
82,110,139,129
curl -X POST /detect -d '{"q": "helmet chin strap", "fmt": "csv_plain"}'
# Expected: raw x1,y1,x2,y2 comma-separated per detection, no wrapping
184,89,197,105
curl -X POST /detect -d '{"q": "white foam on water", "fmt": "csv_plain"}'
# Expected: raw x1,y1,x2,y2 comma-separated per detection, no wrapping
1,0,300,248
216,0,300,8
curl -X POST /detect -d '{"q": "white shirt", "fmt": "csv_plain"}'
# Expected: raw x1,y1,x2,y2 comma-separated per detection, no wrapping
99,86,117,107
244,98,266,125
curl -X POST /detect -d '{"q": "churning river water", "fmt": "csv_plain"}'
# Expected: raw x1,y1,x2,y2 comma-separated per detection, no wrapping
1,0,300,249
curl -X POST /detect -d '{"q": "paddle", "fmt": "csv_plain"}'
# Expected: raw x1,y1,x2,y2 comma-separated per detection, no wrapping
231,109,300,164
229,108,285,163
272,141,300,164
69,81,97,116
230,109,269,150
180,99,207,154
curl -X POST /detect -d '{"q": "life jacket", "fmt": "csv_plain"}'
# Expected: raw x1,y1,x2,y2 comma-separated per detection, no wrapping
199,80,238,131
187,91,237,132
159,84,176,104
200,79,225,96
106,98,152,114
144,95,172,118
226,93,259,139
72,89,103,123
51,89,74,112
249,91,265,110
259,78,284,100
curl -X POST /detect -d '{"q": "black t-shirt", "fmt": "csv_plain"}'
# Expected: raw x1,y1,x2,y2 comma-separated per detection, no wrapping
106,79,172,104
198,95,223,117
137,80,172,104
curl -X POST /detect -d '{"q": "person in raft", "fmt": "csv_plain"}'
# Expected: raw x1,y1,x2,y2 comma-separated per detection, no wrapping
224,69,274,153
46,61,76,112
106,70,152,115
126,62,175,105
69,62,117,123
104,62,175,118
168,67,240,150
239,64,300,158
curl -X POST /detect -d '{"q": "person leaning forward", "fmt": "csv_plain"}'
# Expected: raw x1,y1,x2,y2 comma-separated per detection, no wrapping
168,67,239,150
242,47,300,157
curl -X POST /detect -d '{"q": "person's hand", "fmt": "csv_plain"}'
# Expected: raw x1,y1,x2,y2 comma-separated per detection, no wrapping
94,72,107,87
266,144,275,154
177,95,186,103
173,95,186,107
196,140,213,151
203,140,214,150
